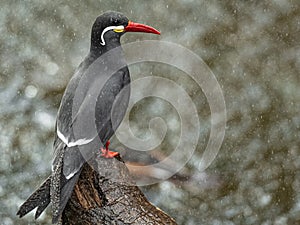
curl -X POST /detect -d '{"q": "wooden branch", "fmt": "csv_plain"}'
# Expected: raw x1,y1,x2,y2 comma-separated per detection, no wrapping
61,154,177,224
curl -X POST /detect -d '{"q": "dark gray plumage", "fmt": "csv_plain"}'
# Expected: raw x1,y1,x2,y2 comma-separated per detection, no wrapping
17,11,160,223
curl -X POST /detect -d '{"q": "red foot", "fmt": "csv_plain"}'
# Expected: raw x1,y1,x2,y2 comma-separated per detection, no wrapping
100,140,119,158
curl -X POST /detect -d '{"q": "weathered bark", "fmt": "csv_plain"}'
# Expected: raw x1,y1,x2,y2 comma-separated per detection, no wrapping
61,154,177,225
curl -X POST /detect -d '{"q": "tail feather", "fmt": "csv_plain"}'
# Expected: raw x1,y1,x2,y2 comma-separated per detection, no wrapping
17,170,82,223
52,170,81,223
17,176,51,219
51,141,84,223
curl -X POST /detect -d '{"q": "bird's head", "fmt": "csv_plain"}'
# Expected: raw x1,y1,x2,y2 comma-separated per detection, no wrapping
91,11,160,50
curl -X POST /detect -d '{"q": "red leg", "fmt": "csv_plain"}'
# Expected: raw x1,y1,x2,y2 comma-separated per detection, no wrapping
100,140,119,158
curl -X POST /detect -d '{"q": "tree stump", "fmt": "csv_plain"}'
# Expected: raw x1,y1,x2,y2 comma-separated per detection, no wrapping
61,154,177,224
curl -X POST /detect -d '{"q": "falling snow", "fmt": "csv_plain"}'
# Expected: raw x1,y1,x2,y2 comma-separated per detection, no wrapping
1,1,300,225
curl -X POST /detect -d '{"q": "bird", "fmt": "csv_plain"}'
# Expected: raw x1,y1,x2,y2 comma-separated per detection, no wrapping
17,11,160,223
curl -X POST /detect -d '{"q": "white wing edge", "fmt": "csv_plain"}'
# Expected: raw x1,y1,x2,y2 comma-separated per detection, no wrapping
57,128,94,148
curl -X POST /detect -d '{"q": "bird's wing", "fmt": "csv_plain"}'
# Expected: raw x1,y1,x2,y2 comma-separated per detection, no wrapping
54,67,130,180
95,68,130,135
51,55,129,222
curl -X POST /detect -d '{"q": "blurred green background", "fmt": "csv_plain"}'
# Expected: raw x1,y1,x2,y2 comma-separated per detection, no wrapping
1,0,300,224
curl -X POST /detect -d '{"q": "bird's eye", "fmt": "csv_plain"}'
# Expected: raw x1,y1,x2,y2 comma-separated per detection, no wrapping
113,26,125,33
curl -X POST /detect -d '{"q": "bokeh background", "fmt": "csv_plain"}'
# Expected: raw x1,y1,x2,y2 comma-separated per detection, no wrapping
1,0,300,224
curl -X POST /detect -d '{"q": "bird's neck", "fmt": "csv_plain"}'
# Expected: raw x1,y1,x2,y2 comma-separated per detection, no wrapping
90,38,122,58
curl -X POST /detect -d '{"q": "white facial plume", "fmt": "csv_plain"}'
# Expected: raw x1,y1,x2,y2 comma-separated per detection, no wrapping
100,25,125,46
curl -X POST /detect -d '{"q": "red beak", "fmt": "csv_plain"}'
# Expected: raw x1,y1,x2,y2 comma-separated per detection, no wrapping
125,21,160,35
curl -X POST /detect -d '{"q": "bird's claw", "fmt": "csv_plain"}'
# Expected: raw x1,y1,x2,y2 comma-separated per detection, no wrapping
100,148,119,158
100,140,119,158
